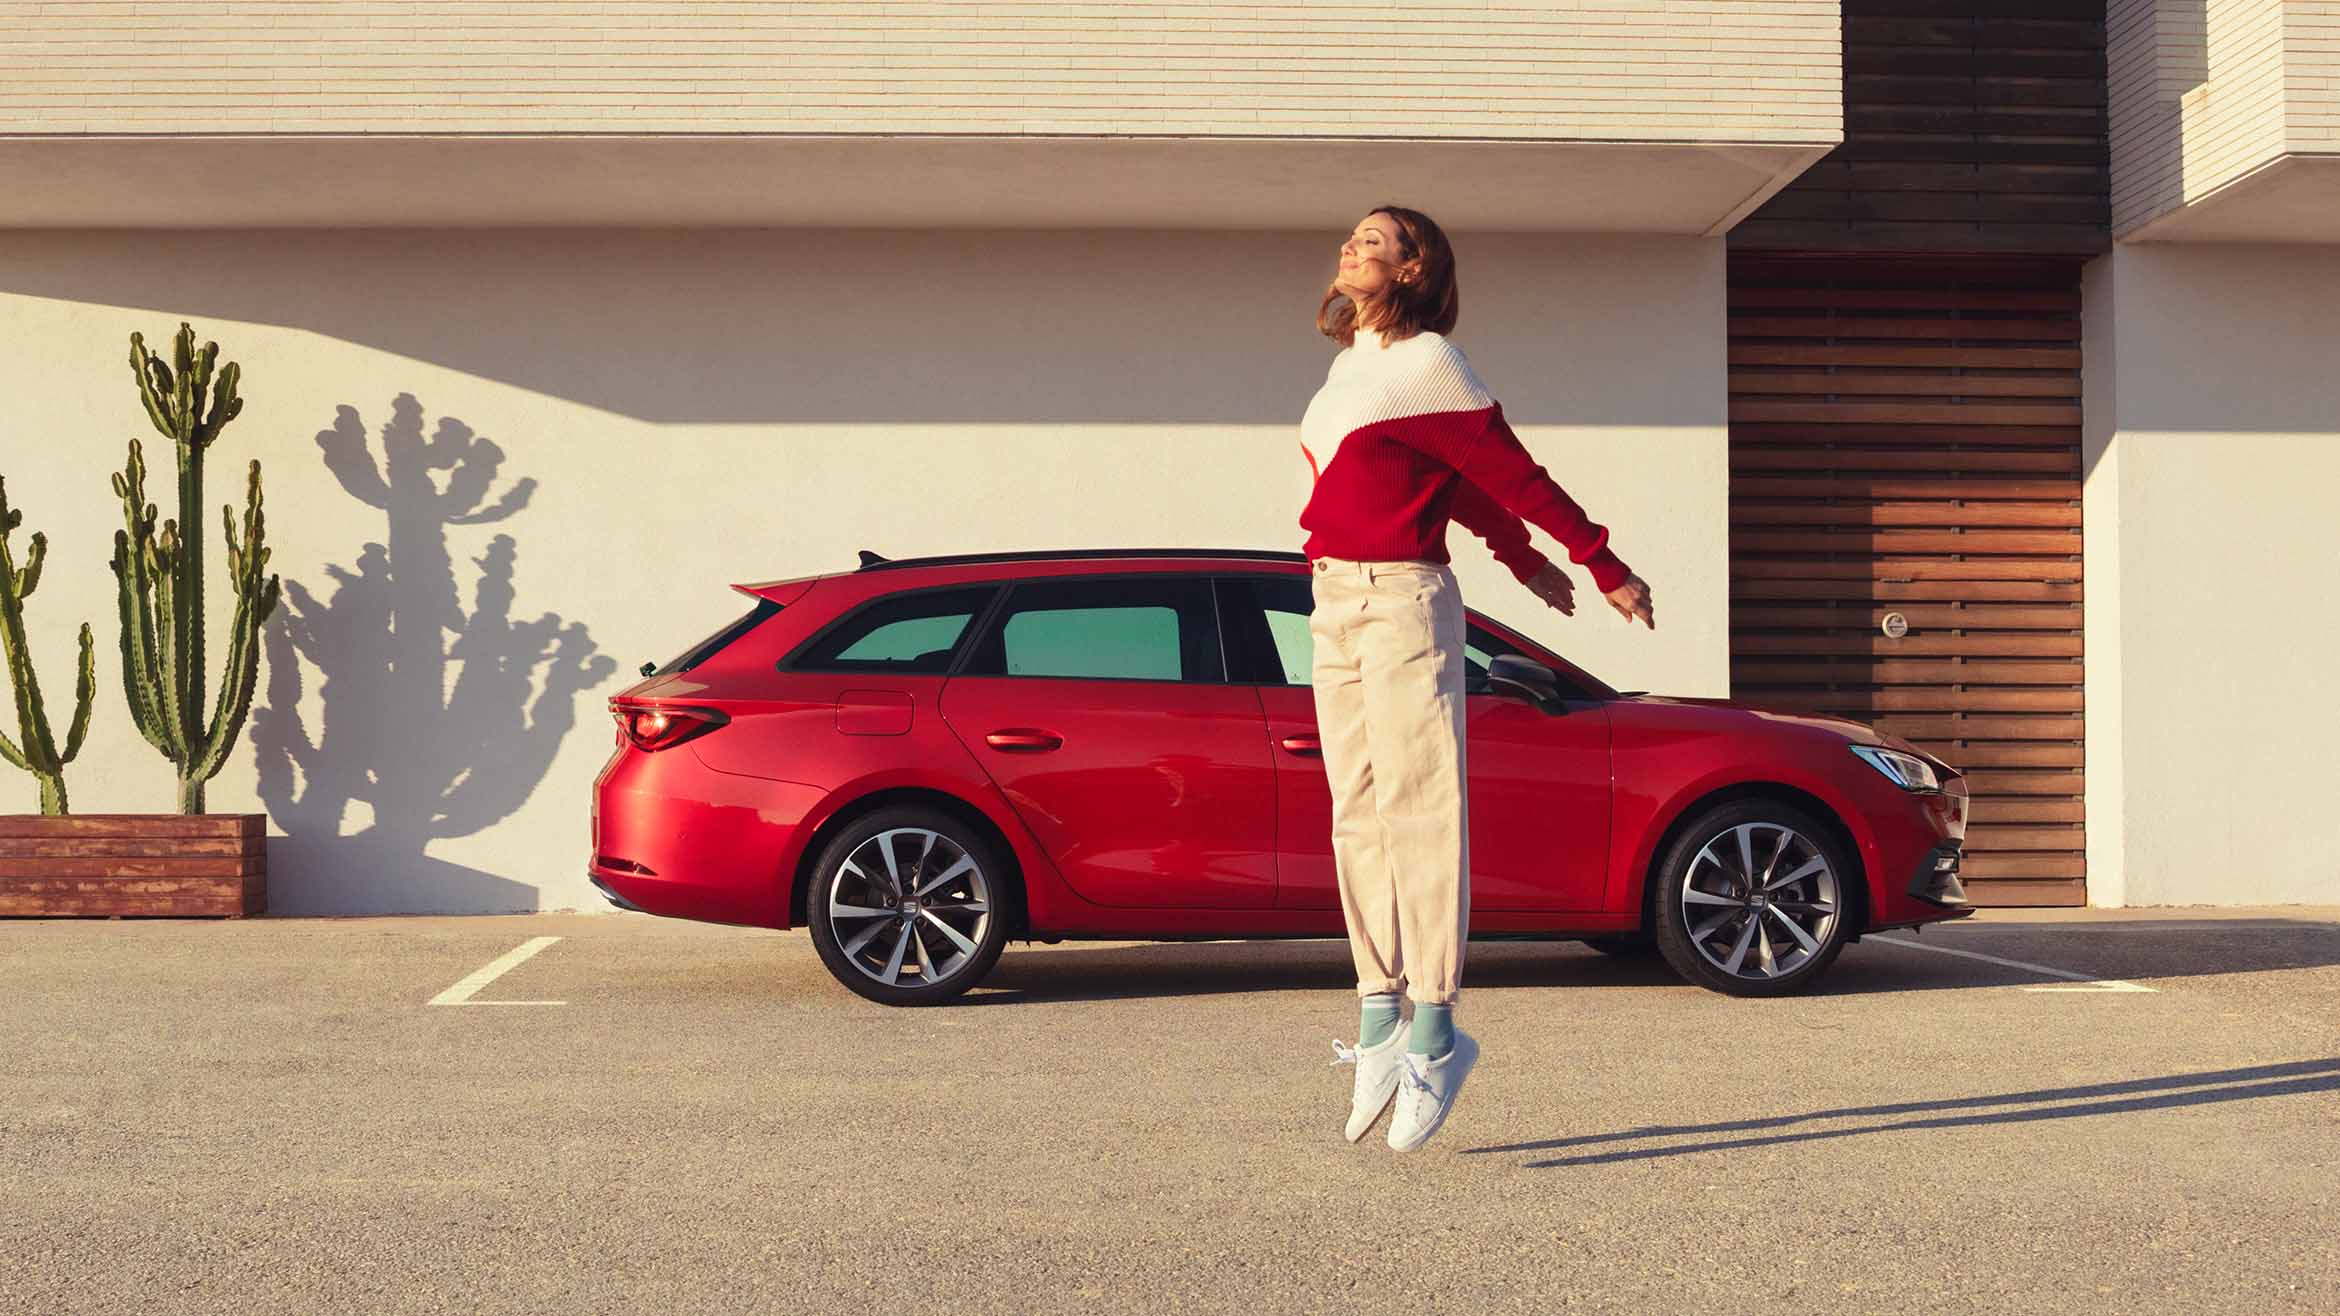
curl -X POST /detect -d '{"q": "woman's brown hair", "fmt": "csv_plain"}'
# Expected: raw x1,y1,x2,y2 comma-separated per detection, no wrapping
1315,204,1460,349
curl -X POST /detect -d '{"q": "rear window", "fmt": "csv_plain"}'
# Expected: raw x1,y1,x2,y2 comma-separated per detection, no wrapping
649,597,783,677
783,585,999,675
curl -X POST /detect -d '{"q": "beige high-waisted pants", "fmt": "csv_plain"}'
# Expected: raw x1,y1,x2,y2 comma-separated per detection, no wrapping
1307,555,1469,1007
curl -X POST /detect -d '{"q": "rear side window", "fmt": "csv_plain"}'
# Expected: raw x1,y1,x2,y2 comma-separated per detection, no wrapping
958,576,1223,682
785,586,999,675
651,597,782,677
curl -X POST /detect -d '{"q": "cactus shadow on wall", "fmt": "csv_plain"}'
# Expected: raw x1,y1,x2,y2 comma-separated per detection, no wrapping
250,392,615,913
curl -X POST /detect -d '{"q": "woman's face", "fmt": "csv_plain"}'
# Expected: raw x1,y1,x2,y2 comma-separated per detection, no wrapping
1335,211,1411,300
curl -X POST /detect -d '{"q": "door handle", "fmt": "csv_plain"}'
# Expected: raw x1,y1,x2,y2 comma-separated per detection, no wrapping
984,729,1063,752
1279,733,1322,757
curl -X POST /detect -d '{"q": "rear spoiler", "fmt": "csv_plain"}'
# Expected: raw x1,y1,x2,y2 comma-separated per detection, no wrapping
730,576,826,606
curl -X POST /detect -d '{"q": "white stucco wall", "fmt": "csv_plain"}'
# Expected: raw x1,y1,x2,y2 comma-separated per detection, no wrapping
0,226,1728,914
2081,242,2340,906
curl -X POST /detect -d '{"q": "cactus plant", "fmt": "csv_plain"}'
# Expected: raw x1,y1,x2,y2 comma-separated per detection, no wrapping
111,321,282,814
0,477,97,815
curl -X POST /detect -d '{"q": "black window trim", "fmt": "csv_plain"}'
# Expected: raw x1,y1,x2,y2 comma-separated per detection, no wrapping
778,566,1615,698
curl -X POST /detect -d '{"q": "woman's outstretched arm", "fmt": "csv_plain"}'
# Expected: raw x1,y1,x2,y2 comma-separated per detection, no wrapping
1446,473,1550,585
1439,401,1632,595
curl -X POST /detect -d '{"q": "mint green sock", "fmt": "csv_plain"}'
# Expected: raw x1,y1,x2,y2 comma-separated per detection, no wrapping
1408,1003,1454,1059
1358,993,1403,1048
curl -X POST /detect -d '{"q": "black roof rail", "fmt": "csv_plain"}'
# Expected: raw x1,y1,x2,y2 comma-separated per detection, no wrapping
854,547,1309,573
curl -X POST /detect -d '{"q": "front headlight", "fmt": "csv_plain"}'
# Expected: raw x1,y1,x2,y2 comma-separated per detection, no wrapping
1850,744,1942,793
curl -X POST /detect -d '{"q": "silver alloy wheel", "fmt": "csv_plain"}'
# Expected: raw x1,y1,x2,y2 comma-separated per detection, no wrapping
1677,821,1839,981
825,826,993,989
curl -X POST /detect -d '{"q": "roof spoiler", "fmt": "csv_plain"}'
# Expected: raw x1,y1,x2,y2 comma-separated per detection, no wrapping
729,577,822,606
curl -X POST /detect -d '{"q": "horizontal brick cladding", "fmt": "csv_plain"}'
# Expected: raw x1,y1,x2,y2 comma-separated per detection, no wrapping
2107,0,2291,236
2286,2,2340,151
0,0,1840,144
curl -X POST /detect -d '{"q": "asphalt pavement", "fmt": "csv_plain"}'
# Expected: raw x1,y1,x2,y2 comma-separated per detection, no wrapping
4,906,2336,1315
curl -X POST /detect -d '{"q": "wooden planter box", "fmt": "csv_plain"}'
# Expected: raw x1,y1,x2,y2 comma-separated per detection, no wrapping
0,814,267,916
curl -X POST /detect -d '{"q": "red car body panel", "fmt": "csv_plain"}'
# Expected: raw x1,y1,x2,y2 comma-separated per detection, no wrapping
1254,685,1613,914
589,557,1971,942
937,675,1280,909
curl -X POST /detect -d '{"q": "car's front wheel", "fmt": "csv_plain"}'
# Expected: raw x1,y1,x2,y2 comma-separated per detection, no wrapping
1650,799,1855,997
805,805,1011,1005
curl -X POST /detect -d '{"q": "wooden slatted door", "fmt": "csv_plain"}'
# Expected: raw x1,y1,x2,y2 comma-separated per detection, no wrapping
1727,253,2085,908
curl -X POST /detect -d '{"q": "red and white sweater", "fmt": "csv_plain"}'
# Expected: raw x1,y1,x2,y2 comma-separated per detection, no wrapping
1297,323,1631,595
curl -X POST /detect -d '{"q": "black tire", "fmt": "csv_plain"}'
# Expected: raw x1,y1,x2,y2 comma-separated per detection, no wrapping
1578,935,1658,958
804,804,1013,1006
1649,798,1856,997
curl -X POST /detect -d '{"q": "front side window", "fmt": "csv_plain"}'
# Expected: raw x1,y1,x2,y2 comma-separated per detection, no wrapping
958,576,1223,682
1219,573,1570,696
785,585,999,674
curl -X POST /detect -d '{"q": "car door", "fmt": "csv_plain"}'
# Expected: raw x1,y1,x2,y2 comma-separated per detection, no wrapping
1216,572,1612,914
937,572,1278,909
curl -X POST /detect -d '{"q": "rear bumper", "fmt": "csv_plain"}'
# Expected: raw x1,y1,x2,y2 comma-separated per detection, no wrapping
587,855,783,928
587,869,646,913
592,742,825,929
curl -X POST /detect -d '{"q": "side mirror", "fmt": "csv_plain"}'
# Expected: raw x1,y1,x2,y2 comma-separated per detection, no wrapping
1486,654,1561,706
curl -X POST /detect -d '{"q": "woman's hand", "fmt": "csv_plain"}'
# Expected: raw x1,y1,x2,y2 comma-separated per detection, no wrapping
1524,562,1576,615
1605,574,1655,629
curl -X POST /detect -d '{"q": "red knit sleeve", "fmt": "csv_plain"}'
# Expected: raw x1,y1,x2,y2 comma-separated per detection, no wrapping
1446,473,1550,585
1449,402,1632,594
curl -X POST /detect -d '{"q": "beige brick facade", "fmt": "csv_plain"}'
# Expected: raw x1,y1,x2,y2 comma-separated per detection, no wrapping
2109,0,2340,237
2286,2,2340,151
2108,0,2284,236
0,1,1838,144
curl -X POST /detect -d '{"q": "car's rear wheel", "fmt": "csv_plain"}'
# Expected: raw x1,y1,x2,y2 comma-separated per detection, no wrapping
1650,799,1854,997
805,805,1011,1006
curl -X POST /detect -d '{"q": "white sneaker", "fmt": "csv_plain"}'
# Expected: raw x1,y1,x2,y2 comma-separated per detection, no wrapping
1329,1023,1411,1143
1386,1028,1479,1152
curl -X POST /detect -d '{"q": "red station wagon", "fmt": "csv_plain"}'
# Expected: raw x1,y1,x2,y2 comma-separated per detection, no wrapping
591,548,1973,1005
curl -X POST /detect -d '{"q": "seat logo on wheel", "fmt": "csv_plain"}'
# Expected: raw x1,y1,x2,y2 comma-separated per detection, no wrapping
1678,820,1838,983
825,826,993,991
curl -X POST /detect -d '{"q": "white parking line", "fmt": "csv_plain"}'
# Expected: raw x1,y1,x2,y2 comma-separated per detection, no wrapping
1870,935,2158,993
428,936,567,1006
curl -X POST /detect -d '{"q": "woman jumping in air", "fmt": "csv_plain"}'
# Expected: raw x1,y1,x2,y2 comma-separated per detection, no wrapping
1305,205,1656,1151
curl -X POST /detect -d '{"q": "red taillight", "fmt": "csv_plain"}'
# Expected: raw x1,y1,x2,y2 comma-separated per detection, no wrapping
612,703,728,752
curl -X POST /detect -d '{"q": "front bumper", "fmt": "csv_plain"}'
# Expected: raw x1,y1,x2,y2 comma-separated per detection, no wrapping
1905,840,1974,910
1854,763,1975,931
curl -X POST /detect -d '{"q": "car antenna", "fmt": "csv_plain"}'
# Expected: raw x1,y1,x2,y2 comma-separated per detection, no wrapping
858,549,888,568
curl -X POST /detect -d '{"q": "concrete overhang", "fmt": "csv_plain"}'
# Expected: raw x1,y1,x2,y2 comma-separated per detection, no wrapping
0,134,1834,234
2121,152,2340,243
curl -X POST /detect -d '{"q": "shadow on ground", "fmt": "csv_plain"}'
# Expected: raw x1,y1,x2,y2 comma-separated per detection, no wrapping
1462,1057,2340,1168
921,918,2340,1006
